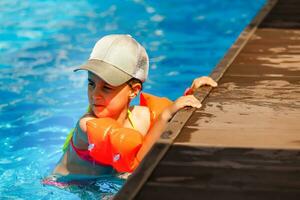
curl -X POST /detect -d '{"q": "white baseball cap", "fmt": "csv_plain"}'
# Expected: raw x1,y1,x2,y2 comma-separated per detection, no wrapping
74,34,149,86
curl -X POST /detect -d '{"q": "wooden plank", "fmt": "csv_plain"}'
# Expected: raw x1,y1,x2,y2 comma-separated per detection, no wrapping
260,1,300,29
135,186,300,200
206,76,300,108
253,28,300,38
175,127,300,149
275,0,300,4
134,146,300,200
240,45,300,54
176,78,300,149
226,55,300,77
244,29,300,52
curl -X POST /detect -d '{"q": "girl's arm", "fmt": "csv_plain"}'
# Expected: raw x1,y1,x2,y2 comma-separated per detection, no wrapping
136,95,201,161
136,76,217,161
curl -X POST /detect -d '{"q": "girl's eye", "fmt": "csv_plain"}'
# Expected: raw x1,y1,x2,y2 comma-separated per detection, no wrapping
103,86,113,91
88,81,95,88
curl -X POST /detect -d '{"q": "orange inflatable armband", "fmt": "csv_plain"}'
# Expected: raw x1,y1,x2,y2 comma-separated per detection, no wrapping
83,93,172,173
86,118,143,172
140,92,173,123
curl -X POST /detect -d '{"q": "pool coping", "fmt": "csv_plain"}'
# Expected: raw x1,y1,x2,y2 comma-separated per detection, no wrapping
113,0,278,199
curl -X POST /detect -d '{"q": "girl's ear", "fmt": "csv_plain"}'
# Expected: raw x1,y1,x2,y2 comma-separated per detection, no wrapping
129,82,142,99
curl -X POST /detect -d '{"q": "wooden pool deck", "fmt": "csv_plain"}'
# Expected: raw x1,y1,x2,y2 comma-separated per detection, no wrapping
114,0,300,199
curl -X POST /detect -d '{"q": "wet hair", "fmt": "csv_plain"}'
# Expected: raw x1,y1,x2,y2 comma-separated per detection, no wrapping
127,78,143,91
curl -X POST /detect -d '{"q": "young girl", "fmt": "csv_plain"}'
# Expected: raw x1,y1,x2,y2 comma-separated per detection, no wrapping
50,34,217,181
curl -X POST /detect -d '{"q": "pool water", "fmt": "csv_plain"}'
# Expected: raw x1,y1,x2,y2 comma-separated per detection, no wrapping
0,0,265,199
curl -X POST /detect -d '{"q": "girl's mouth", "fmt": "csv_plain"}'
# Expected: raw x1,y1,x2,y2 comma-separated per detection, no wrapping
93,104,104,107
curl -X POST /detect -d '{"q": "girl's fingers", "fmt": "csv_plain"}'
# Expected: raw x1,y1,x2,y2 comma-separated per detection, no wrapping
182,95,202,108
207,77,218,87
191,76,218,89
184,101,202,108
174,95,202,111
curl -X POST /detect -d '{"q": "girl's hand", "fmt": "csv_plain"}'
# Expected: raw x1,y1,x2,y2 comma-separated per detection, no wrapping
191,76,217,89
185,76,217,95
161,77,217,121
171,95,202,111
161,95,201,121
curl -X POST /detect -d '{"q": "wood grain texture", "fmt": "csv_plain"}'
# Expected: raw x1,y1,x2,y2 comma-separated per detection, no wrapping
135,146,300,200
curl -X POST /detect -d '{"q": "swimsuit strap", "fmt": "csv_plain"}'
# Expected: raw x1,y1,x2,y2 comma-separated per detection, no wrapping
127,109,136,129
62,128,74,152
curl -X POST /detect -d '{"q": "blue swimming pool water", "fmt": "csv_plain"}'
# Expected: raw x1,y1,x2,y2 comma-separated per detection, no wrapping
0,0,266,199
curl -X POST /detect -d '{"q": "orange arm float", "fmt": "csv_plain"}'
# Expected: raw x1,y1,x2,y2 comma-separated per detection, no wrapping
85,93,172,173
86,118,143,172
140,92,173,123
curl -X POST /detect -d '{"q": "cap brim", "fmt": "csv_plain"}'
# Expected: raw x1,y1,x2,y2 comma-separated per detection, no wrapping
74,59,132,86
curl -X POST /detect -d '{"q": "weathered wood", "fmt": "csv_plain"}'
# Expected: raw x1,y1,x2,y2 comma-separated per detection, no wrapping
135,146,300,200
261,0,300,28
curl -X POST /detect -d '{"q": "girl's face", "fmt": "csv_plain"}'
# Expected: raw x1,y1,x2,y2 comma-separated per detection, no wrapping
87,72,132,118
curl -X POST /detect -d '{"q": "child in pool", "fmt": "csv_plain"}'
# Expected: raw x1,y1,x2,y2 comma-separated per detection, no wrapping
51,34,217,180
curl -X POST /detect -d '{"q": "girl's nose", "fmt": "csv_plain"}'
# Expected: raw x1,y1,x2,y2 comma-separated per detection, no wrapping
90,80,106,101
92,86,105,101
92,93,104,105
92,91,103,100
